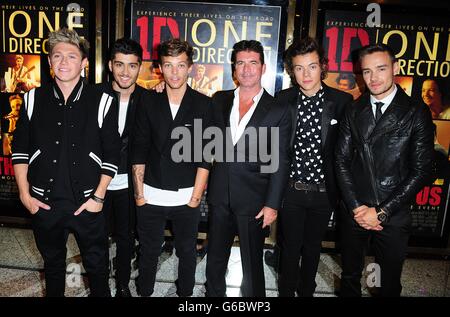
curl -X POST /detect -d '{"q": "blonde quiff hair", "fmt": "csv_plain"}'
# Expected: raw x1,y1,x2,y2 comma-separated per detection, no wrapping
47,28,90,59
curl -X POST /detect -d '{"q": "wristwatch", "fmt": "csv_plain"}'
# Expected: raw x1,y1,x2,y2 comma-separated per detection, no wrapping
376,206,388,223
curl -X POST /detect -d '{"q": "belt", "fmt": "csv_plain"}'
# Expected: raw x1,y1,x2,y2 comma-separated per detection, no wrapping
289,180,326,192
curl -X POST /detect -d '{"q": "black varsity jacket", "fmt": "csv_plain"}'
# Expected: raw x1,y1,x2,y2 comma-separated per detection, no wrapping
12,79,121,204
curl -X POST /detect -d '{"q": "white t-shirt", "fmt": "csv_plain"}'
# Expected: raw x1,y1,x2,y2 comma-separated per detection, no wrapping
144,101,194,206
108,101,129,191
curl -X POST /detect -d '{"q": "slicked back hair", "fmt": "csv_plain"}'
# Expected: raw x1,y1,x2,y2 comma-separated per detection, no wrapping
110,38,143,63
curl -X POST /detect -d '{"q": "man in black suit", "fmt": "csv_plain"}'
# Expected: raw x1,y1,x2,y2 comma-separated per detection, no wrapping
205,40,291,297
276,38,353,297
131,39,211,297
335,44,434,297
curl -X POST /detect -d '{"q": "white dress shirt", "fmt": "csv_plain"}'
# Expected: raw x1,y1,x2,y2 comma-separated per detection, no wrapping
229,87,264,145
370,84,397,116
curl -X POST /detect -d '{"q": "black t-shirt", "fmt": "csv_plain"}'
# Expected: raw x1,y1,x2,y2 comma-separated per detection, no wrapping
52,100,76,203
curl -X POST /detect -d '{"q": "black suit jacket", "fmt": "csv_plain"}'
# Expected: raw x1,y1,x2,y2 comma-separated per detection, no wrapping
131,86,212,190
277,83,353,208
207,89,292,215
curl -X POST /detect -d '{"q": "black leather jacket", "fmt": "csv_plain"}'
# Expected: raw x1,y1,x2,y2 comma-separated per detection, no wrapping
335,86,434,223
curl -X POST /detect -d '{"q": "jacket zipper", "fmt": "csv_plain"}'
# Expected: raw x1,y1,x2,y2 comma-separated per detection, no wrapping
364,142,380,205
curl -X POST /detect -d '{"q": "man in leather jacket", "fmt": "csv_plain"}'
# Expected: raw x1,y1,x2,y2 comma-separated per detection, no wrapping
335,44,434,297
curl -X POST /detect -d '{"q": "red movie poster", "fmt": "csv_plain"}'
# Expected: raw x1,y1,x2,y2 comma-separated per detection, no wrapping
130,0,282,95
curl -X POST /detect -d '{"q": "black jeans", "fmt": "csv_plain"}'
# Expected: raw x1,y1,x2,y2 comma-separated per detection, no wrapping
136,204,199,296
339,211,410,297
103,189,133,289
31,201,110,297
278,187,332,297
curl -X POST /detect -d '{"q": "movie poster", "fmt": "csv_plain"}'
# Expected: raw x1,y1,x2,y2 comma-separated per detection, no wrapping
130,0,282,95
321,10,450,238
0,0,91,217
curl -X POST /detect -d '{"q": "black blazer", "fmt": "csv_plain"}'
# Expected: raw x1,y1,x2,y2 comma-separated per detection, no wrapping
207,89,292,215
277,83,353,208
131,86,212,190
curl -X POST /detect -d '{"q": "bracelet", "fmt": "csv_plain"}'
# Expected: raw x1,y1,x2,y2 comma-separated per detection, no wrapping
134,194,145,200
91,194,105,204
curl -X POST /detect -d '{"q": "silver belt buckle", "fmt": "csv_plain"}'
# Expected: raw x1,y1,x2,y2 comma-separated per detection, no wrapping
294,182,307,191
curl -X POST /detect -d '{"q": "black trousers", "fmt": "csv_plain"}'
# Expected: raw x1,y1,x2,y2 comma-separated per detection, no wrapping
205,204,267,297
136,204,199,297
339,211,410,297
103,188,133,289
278,188,332,297
31,201,110,297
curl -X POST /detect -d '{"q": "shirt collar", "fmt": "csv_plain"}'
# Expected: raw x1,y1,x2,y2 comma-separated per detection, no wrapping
370,84,397,108
234,87,265,105
52,78,85,104
299,85,324,102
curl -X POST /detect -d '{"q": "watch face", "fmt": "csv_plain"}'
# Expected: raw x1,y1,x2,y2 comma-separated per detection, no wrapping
377,213,387,222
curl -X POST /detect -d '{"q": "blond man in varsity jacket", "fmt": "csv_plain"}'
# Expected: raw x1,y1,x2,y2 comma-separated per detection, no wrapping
12,28,121,297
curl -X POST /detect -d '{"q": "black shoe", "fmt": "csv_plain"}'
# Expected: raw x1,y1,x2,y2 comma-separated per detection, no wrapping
115,287,131,297
175,279,193,297
264,250,279,272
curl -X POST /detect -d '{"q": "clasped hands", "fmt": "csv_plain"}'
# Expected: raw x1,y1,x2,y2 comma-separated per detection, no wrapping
352,205,383,231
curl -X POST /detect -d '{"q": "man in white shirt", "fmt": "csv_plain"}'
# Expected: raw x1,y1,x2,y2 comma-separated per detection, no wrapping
205,40,291,297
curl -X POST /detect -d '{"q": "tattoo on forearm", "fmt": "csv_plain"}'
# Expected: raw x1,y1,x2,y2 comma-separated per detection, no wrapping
132,165,145,194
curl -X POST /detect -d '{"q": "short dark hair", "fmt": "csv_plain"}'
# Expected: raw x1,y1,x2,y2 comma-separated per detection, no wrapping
284,37,328,80
110,38,143,63
358,43,397,63
336,73,356,89
231,40,265,72
157,38,193,65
